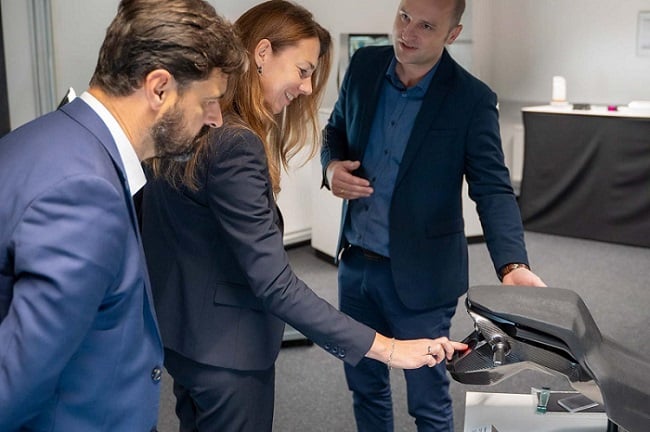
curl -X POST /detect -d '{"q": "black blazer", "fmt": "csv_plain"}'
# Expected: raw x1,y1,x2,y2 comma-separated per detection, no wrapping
141,125,374,371
322,46,529,310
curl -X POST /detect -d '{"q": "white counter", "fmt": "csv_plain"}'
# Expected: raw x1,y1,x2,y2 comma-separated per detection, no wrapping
522,104,650,118
464,392,608,432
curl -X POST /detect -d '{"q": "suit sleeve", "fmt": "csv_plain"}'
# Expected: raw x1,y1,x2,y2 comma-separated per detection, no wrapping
0,175,127,429
321,50,359,188
464,89,529,272
205,132,374,365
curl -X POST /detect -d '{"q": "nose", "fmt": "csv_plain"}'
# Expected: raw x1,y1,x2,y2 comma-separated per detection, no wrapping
205,101,223,128
299,77,313,96
401,22,414,41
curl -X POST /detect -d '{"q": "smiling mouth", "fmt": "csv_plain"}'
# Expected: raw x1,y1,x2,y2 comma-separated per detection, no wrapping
285,92,296,103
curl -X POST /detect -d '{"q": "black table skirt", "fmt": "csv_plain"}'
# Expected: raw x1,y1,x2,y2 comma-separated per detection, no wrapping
519,111,650,248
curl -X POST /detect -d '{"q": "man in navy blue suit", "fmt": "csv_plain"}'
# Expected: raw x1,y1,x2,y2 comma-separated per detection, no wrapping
321,0,546,431
0,1,246,430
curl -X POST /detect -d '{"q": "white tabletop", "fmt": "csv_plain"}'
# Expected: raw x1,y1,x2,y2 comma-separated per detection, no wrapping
463,392,608,432
522,104,650,118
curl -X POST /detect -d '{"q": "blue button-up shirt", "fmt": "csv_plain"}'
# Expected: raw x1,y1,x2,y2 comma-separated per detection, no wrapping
344,57,439,257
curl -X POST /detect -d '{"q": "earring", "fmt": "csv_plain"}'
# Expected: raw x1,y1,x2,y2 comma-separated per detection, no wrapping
257,65,263,75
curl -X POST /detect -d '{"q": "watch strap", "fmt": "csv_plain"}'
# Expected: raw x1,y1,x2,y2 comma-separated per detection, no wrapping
499,263,530,281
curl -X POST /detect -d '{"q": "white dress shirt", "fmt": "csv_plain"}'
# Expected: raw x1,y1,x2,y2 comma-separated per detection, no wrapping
79,91,146,196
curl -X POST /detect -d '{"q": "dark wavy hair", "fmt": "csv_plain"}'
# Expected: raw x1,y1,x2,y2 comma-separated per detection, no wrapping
89,0,247,96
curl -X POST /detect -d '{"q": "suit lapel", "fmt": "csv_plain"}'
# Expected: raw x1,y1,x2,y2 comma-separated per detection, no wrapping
356,50,393,158
60,99,131,197
59,99,145,236
60,99,162,337
395,49,454,189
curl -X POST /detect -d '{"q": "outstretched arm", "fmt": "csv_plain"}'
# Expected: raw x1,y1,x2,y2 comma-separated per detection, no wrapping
366,333,468,369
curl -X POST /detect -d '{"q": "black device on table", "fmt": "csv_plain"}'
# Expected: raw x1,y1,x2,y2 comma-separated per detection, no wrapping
447,285,650,432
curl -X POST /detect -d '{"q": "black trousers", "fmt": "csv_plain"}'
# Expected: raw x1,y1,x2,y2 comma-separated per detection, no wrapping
164,348,275,432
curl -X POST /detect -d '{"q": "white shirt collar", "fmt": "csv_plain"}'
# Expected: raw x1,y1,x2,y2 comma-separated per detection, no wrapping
78,91,146,196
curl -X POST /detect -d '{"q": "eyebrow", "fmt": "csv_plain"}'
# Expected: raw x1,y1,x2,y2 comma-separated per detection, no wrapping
399,7,436,29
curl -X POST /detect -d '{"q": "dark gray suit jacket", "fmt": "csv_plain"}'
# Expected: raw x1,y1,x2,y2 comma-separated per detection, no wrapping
322,46,529,310
141,125,374,371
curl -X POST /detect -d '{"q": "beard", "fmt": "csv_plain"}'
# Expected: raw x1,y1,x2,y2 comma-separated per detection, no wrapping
150,103,198,160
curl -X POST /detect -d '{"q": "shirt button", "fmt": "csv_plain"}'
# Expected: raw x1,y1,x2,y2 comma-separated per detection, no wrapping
151,366,163,382
338,349,346,358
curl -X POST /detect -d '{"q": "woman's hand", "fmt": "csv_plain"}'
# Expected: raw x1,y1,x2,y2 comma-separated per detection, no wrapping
367,333,468,369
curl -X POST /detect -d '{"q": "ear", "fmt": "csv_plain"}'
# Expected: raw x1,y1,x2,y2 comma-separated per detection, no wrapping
143,69,175,109
254,38,272,68
446,24,463,45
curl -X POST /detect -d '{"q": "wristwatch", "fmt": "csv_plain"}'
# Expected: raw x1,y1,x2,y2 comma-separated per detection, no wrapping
498,263,530,281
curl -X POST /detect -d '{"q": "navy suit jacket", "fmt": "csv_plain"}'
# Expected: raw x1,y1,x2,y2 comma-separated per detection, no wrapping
0,99,163,431
141,125,374,372
322,46,528,310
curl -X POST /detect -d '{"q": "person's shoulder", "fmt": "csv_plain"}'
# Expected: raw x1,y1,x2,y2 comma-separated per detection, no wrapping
1,109,112,177
2,108,74,145
206,123,264,161
345,45,393,84
209,123,260,147
443,51,495,98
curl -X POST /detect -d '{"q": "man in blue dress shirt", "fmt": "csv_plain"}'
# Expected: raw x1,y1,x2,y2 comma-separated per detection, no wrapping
321,0,546,430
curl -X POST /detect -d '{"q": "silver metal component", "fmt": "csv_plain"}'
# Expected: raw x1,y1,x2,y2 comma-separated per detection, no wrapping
490,335,509,366
469,311,511,366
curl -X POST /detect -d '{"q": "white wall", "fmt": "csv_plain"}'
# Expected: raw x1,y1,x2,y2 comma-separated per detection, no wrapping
1,0,37,127
50,0,118,104
4,0,650,127
49,0,264,101
475,0,650,105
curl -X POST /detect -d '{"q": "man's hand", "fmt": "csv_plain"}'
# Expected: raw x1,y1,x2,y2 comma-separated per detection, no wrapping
326,160,373,200
502,267,546,287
